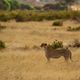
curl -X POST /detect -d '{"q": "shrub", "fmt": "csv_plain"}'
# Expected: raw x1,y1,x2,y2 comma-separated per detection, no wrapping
15,14,28,22
0,40,6,50
0,10,80,22
69,39,80,48
20,3,34,10
52,20,63,26
43,3,67,10
48,40,63,49
67,26,80,31
0,13,10,21
0,24,6,30
73,39,80,47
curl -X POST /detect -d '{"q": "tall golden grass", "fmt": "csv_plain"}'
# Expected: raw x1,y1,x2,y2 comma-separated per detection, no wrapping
0,21,80,80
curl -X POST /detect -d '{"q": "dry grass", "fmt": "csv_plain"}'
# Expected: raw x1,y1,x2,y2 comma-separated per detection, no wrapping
0,20,80,80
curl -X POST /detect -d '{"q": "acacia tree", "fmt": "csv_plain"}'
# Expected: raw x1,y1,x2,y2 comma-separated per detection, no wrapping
0,0,20,10
0,0,7,9
10,0,20,10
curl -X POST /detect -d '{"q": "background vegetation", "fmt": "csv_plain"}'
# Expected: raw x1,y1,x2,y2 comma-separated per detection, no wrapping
0,10,80,22
0,0,35,10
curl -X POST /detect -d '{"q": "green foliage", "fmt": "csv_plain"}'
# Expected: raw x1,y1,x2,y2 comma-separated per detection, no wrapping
0,40,6,50
52,20,63,26
0,10,80,22
15,13,28,22
20,3,34,10
0,0,35,10
67,26,80,31
0,0,20,10
48,40,63,49
10,0,20,10
0,12,11,21
15,10,44,22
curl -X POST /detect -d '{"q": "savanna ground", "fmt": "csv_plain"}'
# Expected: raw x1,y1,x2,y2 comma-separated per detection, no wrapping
0,20,80,80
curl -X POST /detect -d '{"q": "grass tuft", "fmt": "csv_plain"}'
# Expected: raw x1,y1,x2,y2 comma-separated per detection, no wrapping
52,20,63,26
0,40,6,50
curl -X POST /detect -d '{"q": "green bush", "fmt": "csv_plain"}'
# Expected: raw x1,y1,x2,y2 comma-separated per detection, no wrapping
48,40,63,49
67,26,80,31
52,20,63,26
0,40,6,50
